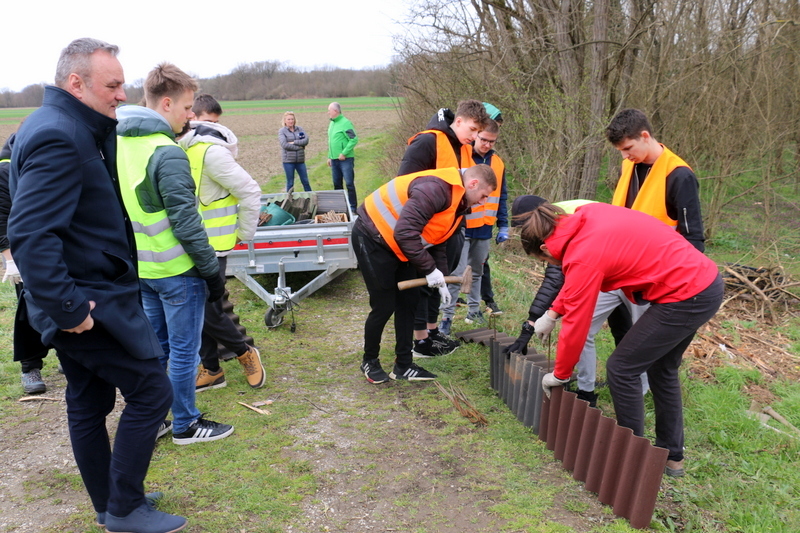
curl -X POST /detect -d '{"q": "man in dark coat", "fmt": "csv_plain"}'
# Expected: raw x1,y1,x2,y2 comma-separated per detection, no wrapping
8,38,186,533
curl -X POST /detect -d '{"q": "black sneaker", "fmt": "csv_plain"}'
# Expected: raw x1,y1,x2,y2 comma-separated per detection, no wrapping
576,389,598,408
172,416,234,445
431,330,461,354
21,369,46,395
360,358,389,384
456,297,467,307
430,329,460,347
156,420,172,439
390,363,437,381
485,301,503,315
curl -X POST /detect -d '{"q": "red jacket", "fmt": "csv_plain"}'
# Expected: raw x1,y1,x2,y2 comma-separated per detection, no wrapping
546,203,719,380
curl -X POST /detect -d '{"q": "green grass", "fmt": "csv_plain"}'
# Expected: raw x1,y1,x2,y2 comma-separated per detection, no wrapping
220,96,401,116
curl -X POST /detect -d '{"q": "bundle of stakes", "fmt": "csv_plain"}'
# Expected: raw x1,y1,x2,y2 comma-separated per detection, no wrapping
435,381,488,427
721,263,800,323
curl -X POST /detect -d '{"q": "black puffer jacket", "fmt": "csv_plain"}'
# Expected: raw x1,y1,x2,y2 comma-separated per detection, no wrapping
397,108,465,175
527,264,565,322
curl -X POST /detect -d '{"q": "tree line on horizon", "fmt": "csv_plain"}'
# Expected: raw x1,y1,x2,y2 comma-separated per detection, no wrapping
0,61,397,108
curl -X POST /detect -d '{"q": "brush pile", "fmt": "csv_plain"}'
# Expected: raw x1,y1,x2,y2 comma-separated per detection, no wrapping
721,263,800,323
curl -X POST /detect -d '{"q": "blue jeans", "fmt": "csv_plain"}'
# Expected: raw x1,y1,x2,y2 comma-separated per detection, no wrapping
283,162,311,192
330,157,357,211
140,275,206,434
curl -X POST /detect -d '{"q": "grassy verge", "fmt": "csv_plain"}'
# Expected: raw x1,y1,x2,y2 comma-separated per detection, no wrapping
1,126,799,532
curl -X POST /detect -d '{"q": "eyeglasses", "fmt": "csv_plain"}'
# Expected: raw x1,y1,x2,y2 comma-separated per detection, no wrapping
477,135,497,145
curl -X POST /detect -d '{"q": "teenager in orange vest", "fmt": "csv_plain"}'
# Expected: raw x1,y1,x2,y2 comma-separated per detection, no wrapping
439,119,508,334
398,100,491,358
352,165,497,384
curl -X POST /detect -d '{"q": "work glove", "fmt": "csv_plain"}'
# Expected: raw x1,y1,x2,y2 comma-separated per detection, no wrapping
542,372,569,399
2,258,22,284
503,321,535,357
426,268,446,288
438,285,452,307
534,313,557,341
204,274,226,303
495,227,510,244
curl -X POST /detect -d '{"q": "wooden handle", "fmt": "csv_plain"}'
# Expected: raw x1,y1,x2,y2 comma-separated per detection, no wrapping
397,276,464,291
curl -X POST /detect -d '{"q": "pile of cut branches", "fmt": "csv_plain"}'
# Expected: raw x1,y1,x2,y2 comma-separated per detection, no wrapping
721,263,800,323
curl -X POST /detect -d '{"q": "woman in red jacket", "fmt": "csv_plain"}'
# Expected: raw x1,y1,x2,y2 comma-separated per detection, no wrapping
517,201,723,477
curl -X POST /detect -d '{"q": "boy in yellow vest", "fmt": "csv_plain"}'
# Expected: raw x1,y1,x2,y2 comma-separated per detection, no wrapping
117,64,233,445
178,94,264,391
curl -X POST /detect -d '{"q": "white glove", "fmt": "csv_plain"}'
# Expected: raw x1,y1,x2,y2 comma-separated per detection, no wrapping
542,372,569,399
2,258,22,284
534,313,557,340
438,285,451,306
426,268,446,288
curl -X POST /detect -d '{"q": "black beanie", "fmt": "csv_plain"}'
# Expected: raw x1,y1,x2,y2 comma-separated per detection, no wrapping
510,195,548,227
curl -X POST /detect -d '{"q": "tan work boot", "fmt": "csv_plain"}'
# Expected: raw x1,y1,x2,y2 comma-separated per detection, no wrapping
237,345,265,388
196,367,226,392
665,459,685,477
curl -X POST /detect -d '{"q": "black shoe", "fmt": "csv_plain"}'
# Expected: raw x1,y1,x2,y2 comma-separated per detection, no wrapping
413,336,459,358
156,420,172,439
456,297,467,307
172,416,234,445
429,331,460,353
390,363,437,381
484,301,503,315
21,369,46,395
576,389,598,408
360,358,389,384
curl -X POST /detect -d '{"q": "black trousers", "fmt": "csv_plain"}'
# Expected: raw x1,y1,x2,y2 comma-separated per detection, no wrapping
413,228,464,329
606,274,723,462
480,257,493,303
352,224,420,368
13,282,50,372
54,324,173,517
200,256,248,371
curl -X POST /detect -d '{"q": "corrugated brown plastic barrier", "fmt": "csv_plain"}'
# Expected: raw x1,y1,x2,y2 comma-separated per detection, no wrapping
456,327,668,529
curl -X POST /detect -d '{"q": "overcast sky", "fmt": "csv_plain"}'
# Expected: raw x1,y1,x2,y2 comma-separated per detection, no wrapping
2,0,411,92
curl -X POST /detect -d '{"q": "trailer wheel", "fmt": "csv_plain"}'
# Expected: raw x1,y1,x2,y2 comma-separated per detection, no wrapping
264,308,285,328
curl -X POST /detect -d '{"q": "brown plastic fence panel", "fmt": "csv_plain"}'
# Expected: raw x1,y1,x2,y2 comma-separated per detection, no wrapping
562,396,589,471
573,406,602,481
461,327,668,529
544,387,668,529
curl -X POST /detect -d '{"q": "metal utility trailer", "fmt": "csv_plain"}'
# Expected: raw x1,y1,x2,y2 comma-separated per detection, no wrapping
225,190,357,329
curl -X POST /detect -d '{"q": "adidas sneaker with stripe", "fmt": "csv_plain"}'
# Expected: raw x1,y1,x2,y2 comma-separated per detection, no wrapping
389,363,437,381
172,416,234,445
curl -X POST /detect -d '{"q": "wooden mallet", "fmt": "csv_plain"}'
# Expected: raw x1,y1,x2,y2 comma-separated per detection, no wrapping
397,265,472,292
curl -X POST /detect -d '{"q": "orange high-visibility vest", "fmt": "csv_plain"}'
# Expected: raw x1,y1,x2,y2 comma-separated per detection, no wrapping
611,145,689,228
364,168,465,261
407,129,474,170
465,150,504,228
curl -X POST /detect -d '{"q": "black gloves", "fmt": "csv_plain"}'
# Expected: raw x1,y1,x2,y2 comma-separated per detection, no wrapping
503,321,535,357
204,273,225,303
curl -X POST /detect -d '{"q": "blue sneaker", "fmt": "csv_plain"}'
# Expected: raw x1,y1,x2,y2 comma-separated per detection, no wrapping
105,502,187,533
439,318,453,336
96,493,165,527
